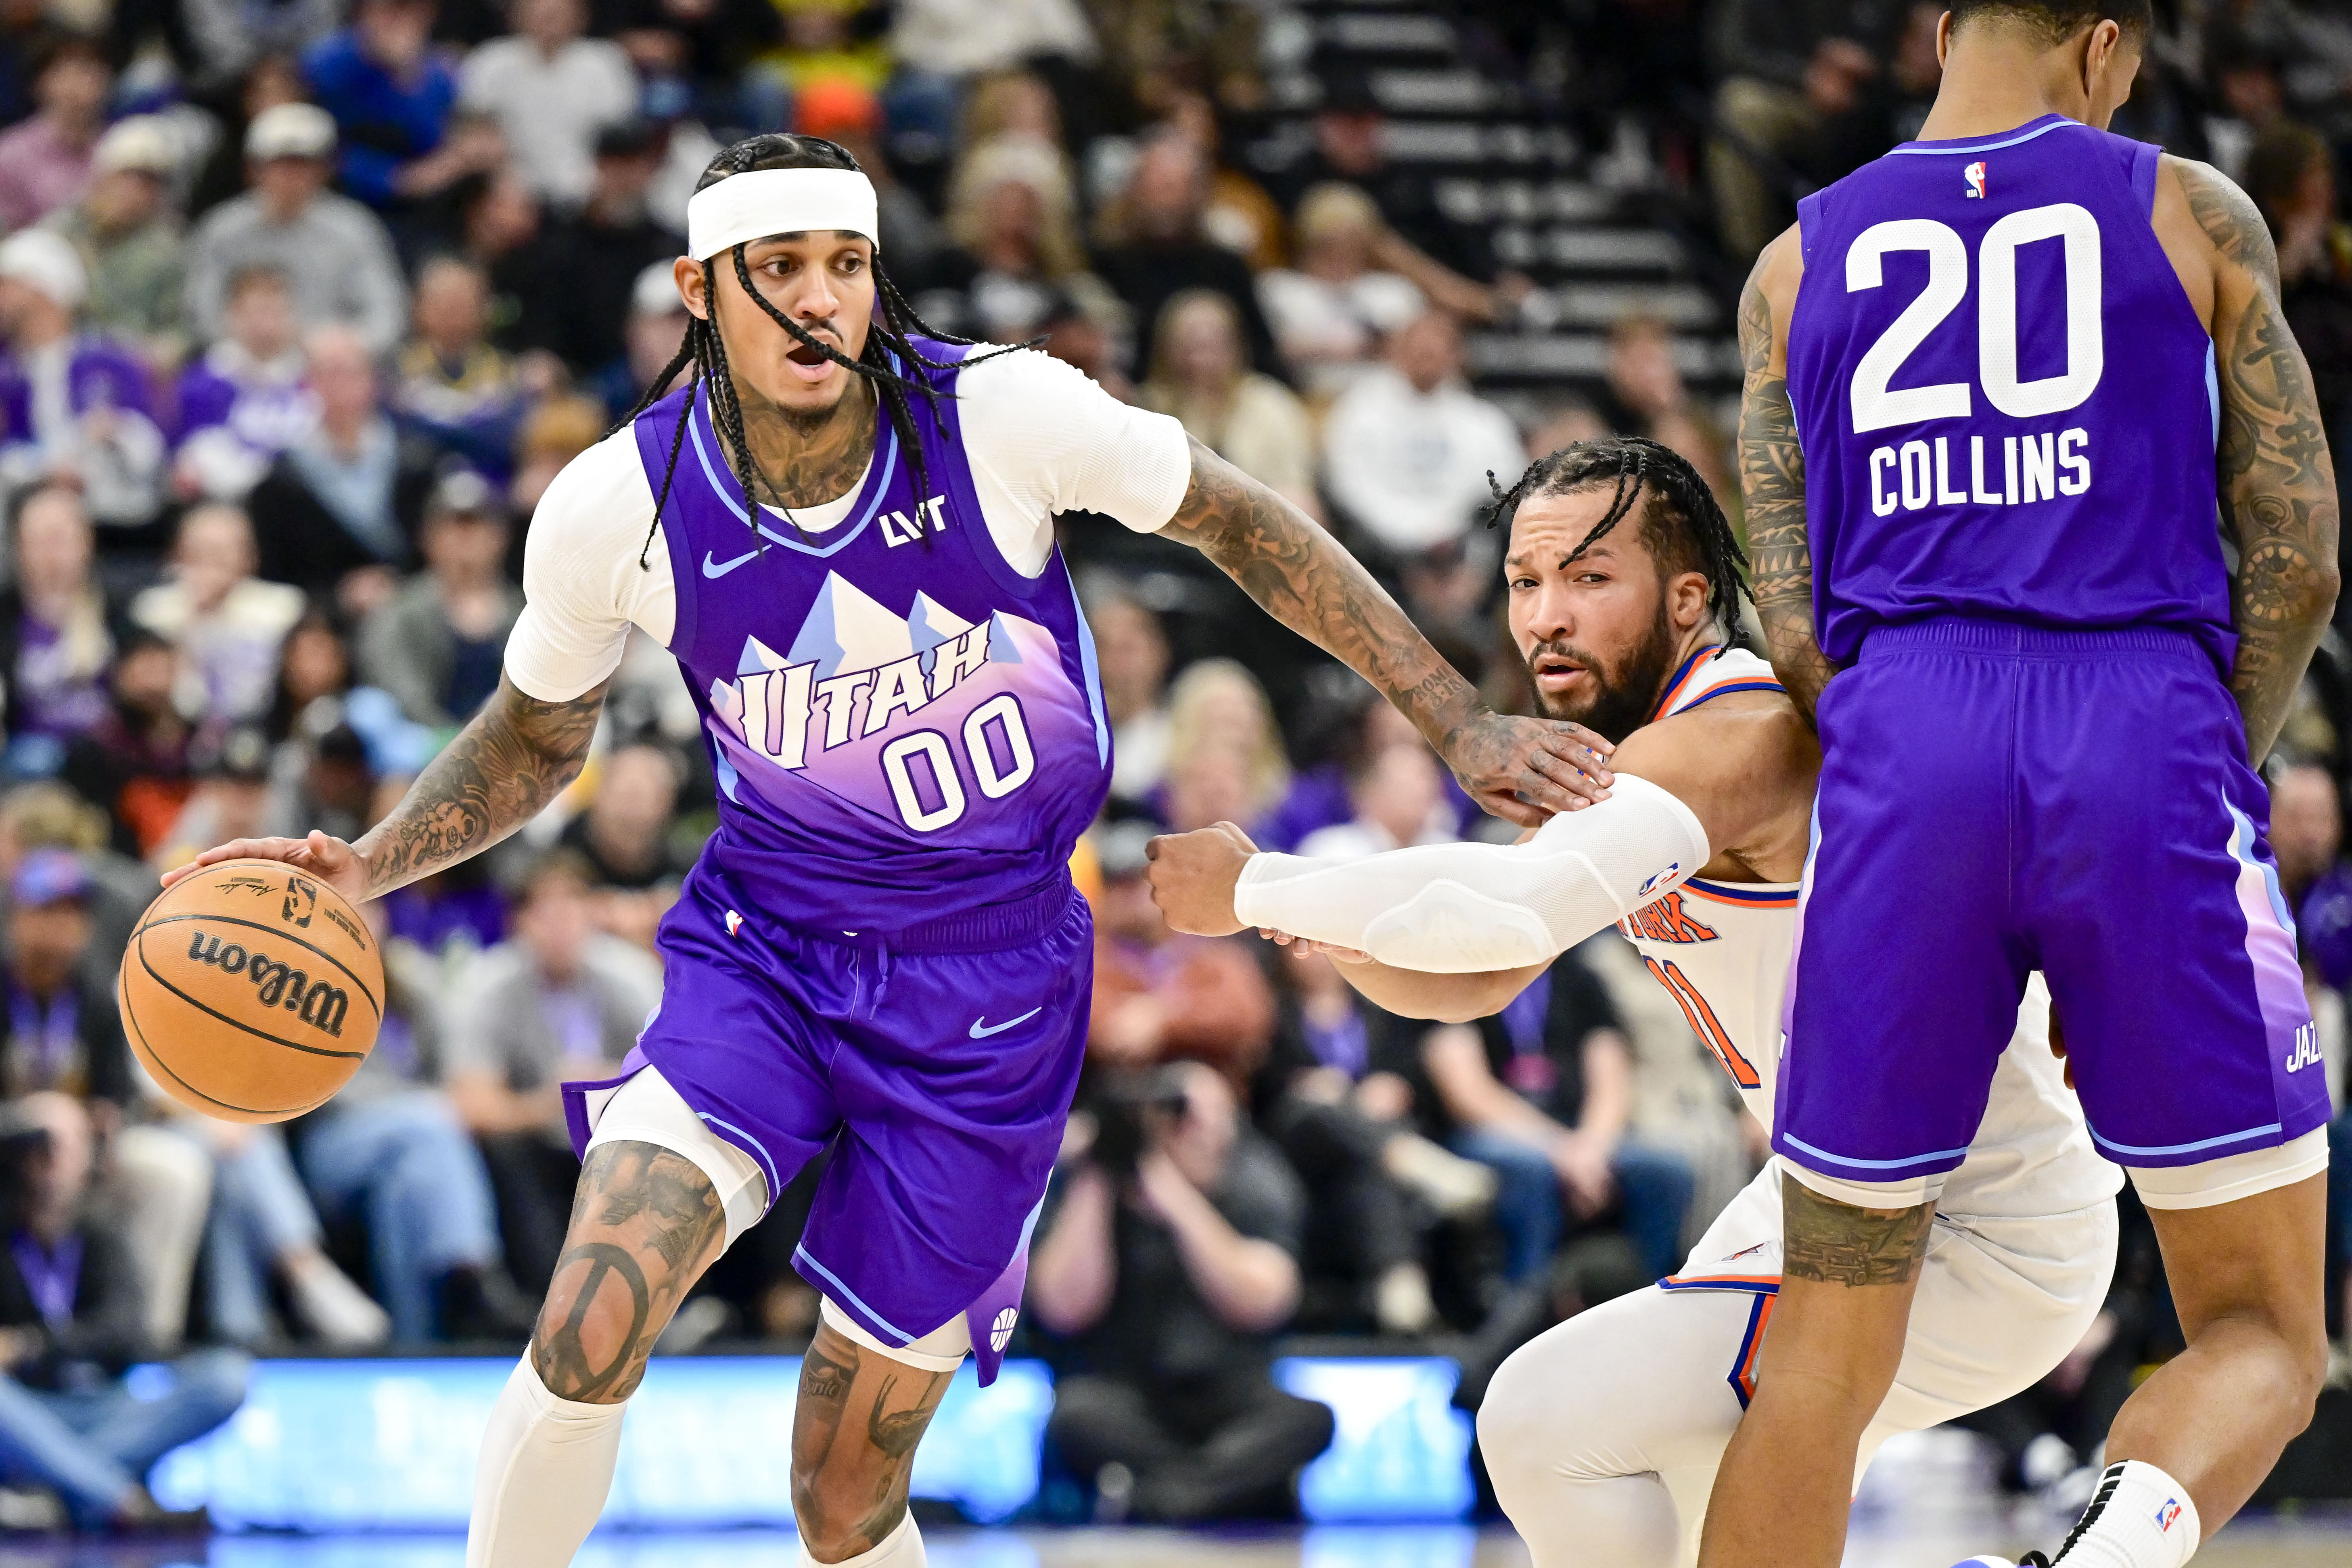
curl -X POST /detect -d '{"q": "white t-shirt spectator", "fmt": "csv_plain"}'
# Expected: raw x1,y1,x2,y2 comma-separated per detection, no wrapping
130,577,306,724
1256,269,1425,396
1320,365,1523,557
504,349,1194,701
458,36,638,207
892,0,1097,76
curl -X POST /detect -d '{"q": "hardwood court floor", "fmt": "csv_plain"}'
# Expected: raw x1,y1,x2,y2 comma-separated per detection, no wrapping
0,1517,2337,1568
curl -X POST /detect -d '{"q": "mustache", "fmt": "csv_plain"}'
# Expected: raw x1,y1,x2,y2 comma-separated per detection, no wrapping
1525,638,1606,675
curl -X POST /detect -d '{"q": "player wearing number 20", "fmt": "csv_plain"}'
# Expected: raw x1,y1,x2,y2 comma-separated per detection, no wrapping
1716,2,2340,1566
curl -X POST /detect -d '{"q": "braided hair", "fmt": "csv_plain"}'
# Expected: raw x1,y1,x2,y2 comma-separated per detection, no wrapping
1484,436,1752,648
612,134,1031,567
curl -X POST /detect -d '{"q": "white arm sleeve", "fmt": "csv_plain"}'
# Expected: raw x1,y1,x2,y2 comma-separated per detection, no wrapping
503,433,672,702
955,349,1193,572
1230,775,1711,973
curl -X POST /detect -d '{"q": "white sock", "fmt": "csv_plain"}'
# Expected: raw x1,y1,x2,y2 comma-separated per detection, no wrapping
2050,1461,2202,1568
466,1355,628,1568
801,1510,927,1568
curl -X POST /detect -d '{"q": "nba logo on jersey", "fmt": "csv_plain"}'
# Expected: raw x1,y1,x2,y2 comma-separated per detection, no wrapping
1963,159,1987,198
2155,1498,2183,1532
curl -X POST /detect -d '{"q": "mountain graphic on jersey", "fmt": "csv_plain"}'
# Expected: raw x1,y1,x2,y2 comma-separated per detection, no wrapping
703,570,1096,839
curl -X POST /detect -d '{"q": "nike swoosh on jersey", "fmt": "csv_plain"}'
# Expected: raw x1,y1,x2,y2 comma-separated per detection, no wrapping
703,548,759,578
968,1007,1043,1039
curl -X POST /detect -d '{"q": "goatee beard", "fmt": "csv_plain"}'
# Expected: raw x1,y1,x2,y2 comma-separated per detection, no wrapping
1528,603,1681,744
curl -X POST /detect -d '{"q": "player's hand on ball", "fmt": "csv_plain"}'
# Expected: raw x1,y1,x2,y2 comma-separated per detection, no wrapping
1445,708,1614,827
160,830,370,906
1145,822,1256,935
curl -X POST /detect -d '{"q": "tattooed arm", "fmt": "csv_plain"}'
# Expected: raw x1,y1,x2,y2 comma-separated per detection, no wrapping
1739,229,1839,722
161,673,608,902
1161,439,1614,826
2167,159,2342,763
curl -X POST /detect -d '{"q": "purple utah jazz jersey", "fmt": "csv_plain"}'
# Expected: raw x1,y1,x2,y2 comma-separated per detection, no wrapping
1785,115,2231,669
636,341,1112,934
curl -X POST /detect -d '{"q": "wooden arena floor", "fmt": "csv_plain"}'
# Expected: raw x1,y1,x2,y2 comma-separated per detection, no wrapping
0,1516,2341,1568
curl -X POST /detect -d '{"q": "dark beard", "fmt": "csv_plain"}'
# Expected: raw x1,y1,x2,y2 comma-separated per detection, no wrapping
1525,600,1681,744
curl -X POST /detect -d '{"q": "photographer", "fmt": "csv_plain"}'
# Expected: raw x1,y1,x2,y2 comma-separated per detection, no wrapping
0,1093,243,1532
1030,1061,1334,1523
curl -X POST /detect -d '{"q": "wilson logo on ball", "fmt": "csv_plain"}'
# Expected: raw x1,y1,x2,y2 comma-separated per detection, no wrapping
184,930,352,1038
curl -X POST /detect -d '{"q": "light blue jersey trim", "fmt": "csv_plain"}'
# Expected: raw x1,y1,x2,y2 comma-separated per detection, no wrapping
687,397,900,559
2206,341,2220,449
794,1244,916,1343
2090,1122,2285,1160
697,1111,782,1210
1888,118,2074,157
2227,797,2298,934
1780,1132,1971,1171
1067,563,1112,767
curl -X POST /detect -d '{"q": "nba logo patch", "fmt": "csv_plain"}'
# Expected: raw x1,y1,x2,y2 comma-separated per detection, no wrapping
1964,160,1988,199
2155,1498,2183,1532
1636,863,1680,901
725,909,744,937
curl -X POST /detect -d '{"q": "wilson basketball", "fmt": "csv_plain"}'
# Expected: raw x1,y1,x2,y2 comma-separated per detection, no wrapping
119,859,383,1123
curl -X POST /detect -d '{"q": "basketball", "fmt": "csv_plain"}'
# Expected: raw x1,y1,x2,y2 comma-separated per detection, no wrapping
118,859,384,1123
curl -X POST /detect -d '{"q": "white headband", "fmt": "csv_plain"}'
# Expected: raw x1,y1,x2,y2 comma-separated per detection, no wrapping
686,167,880,261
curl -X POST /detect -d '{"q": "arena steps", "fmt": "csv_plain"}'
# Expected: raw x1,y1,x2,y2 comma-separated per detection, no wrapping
1251,2,1743,406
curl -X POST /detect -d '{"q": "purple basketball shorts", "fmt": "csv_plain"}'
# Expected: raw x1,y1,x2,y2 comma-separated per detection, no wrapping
564,866,1091,1384
1777,618,2327,1188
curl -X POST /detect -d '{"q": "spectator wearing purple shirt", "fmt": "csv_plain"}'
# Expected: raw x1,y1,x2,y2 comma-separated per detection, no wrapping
0,36,110,235
2273,762,2352,990
172,266,316,503
0,487,115,770
0,232,164,533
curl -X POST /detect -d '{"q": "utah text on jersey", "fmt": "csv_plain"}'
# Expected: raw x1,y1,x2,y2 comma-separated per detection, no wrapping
708,569,1089,834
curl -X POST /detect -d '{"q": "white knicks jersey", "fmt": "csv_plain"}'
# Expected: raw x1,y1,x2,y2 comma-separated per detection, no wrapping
1618,648,2120,1220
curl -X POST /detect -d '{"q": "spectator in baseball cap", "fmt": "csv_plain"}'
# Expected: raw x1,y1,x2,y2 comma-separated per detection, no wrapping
184,102,410,355
38,116,190,368
356,467,521,728
0,230,170,532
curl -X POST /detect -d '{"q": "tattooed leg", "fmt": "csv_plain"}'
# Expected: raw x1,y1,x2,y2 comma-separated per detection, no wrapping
1692,1176,1932,1568
531,1142,728,1404
790,1322,956,1562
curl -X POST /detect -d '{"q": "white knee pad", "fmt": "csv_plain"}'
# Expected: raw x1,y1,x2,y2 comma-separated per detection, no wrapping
582,1065,770,1248
818,1295,970,1372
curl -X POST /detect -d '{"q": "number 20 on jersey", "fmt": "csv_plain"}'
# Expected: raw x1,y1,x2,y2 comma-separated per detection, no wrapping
1847,201,2103,518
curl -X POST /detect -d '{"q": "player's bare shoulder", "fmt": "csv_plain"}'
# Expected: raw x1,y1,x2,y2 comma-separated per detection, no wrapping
1739,223,1808,355
2151,154,2280,330
1612,689,1818,878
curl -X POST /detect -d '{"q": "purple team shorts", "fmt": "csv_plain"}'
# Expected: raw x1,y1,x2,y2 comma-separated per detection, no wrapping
1778,618,2329,1187
564,865,1092,1384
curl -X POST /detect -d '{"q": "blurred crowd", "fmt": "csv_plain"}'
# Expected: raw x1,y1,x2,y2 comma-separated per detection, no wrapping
0,0,2342,1533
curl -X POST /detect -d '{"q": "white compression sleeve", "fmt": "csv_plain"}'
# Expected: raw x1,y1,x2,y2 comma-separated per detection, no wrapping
1232,774,1710,972
467,1355,628,1568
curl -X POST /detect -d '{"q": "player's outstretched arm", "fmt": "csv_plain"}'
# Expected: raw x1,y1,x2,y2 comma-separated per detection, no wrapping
162,673,609,903
1159,437,1612,827
1738,230,1838,722
2172,158,2344,763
